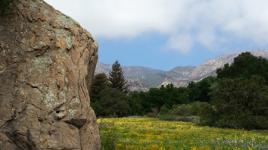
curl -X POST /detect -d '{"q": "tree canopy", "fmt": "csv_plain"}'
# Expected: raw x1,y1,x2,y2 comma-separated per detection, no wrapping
91,61,129,117
217,52,268,83
109,61,128,92
211,77,268,129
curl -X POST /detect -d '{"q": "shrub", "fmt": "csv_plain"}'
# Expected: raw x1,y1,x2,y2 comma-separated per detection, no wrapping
169,101,210,116
159,102,210,123
199,103,217,126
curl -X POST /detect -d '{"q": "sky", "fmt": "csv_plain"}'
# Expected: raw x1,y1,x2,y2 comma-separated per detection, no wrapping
45,0,268,70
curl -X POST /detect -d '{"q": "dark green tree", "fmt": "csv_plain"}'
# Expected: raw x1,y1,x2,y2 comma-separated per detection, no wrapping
91,66,130,117
146,87,165,113
96,88,129,117
91,73,110,101
128,91,149,115
128,84,190,116
109,61,128,92
199,52,268,129
211,77,268,129
145,84,189,113
90,73,110,116
188,77,216,102
217,52,268,84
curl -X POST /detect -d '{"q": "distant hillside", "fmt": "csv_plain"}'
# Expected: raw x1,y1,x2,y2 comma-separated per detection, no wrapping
95,50,268,91
95,63,166,91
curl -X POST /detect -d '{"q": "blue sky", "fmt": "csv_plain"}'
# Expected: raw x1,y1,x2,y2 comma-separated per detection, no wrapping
98,33,219,70
46,0,268,70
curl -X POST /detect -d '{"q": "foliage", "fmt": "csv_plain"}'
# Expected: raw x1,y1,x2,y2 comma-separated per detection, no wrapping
98,118,268,150
128,91,150,115
168,101,210,116
217,52,268,84
194,52,268,129
201,52,268,129
211,77,268,129
94,88,129,117
91,61,129,117
158,102,210,123
126,79,215,116
127,84,190,116
188,76,216,103
91,52,268,129
109,61,128,92
91,73,110,100
199,103,217,126
91,72,129,117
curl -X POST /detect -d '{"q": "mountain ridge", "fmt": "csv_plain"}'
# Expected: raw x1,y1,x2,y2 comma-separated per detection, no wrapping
95,50,268,91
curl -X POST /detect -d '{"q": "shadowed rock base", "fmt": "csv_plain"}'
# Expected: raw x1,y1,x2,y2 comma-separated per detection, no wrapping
0,0,100,149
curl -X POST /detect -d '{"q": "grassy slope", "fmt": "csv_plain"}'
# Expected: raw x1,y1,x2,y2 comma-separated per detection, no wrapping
98,118,268,150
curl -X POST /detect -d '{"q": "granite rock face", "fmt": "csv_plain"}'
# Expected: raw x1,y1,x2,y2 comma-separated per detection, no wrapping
0,0,100,149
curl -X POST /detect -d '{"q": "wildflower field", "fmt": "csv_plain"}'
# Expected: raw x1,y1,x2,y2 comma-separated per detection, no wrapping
98,118,268,150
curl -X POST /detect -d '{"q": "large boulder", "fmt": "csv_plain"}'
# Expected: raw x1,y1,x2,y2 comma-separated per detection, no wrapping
0,0,100,149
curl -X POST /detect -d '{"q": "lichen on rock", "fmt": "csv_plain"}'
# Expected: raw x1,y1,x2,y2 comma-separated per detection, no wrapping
0,0,100,149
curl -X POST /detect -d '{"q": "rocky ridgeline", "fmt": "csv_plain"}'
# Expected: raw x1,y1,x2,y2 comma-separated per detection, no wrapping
0,0,100,149
96,50,268,91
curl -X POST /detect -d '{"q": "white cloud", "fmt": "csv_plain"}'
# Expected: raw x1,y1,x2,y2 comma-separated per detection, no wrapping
167,34,193,54
45,0,268,53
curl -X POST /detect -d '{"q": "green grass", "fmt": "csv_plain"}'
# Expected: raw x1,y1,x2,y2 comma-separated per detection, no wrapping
98,117,268,150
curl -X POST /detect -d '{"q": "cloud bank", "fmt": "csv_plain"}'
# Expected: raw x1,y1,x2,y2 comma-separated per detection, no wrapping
45,0,268,53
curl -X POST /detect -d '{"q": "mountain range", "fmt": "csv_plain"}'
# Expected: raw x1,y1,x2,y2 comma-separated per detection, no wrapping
95,50,268,91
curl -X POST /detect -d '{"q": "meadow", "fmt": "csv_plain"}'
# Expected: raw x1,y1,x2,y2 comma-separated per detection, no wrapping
98,118,268,150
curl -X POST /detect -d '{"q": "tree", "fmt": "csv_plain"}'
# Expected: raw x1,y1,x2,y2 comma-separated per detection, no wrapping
128,91,149,115
96,88,129,117
217,52,268,84
188,77,216,103
91,73,110,101
90,73,110,116
196,52,268,129
109,61,127,92
145,84,190,114
91,66,130,117
128,84,190,116
211,77,268,129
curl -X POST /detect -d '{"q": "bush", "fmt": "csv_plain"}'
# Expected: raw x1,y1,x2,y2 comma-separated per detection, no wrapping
199,103,217,126
159,102,210,123
169,101,210,116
